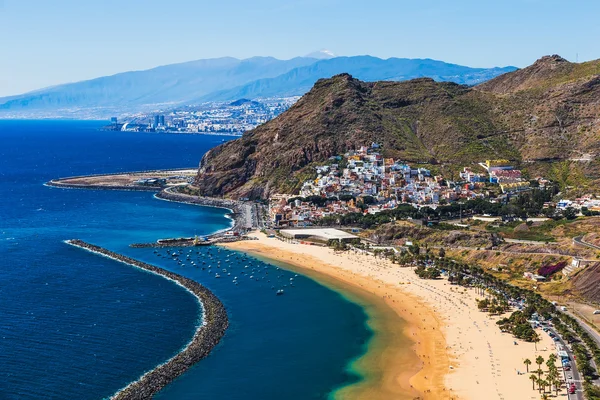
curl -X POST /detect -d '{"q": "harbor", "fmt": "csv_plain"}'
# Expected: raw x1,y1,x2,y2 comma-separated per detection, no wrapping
130,234,254,248
47,169,258,234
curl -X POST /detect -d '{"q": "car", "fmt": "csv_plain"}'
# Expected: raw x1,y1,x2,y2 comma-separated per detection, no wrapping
570,387,576,394
594,310,600,315
568,374,573,379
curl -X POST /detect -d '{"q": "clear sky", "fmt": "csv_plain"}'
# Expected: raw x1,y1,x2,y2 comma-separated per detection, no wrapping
1,0,599,97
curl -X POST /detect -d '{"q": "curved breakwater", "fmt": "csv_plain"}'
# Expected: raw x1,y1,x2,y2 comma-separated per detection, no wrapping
45,180,159,192
155,189,250,232
66,240,228,400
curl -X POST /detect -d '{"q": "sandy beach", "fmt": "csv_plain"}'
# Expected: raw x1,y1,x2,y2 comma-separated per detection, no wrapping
222,232,554,400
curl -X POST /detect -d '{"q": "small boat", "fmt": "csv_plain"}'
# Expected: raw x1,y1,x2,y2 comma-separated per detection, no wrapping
215,273,221,278
276,289,284,296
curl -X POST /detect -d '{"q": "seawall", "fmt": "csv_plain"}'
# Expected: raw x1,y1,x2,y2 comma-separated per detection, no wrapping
155,188,251,232
46,181,160,192
66,240,228,400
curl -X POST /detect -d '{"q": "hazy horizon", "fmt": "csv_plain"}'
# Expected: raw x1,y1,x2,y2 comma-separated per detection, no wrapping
1,0,599,97
0,52,521,98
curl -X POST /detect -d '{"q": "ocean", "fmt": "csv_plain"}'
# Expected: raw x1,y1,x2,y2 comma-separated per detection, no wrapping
0,120,372,399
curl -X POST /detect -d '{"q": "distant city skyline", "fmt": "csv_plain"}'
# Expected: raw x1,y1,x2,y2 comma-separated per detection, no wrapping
1,0,599,97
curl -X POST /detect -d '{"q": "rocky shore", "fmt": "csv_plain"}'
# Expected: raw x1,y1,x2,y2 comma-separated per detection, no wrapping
66,240,228,400
155,187,253,231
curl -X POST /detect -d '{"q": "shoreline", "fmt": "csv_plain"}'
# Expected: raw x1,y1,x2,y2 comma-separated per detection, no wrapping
221,236,441,400
154,188,252,233
66,240,228,400
222,232,556,400
46,172,252,233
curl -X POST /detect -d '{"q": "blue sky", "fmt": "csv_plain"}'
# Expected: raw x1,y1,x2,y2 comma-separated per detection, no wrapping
0,0,599,96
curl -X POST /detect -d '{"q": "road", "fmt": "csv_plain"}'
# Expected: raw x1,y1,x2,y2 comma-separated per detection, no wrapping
564,309,600,385
564,310,600,347
504,238,551,245
545,325,584,400
574,235,600,251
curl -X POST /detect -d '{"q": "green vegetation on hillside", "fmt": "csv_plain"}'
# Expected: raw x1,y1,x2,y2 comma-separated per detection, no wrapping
195,55,600,199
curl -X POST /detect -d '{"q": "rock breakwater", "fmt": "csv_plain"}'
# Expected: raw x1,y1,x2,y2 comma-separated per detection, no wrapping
66,240,228,400
155,188,253,231
46,180,159,192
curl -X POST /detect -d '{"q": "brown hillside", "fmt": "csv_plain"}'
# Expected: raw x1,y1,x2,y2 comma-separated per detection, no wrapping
572,263,600,303
476,55,572,94
195,56,600,199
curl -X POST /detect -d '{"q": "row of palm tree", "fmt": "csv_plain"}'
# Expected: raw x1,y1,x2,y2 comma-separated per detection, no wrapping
394,246,600,397
525,354,563,396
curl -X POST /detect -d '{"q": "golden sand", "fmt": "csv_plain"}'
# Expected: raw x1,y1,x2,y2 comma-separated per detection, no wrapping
222,232,554,400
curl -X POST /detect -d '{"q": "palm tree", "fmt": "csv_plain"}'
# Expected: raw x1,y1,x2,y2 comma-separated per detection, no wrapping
535,355,544,370
554,382,562,397
541,393,549,400
536,368,544,380
538,379,547,393
550,377,560,396
524,358,532,372
529,374,537,390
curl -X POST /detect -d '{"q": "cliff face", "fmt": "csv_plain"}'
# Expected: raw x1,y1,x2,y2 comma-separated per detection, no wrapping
572,262,600,303
195,56,600,199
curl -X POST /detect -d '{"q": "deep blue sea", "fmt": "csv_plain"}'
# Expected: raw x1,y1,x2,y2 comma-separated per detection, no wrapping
0,120,371,399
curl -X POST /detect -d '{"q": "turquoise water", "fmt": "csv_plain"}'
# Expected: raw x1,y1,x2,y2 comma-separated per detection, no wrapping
0,120,372,399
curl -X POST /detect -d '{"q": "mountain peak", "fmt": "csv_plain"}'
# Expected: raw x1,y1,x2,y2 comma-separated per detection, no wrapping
531,54,570,68
305,49,337,59
476,54,578,94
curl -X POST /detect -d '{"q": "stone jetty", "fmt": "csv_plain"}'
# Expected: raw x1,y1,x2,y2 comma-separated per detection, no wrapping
155,188,253,231
66,240,228,400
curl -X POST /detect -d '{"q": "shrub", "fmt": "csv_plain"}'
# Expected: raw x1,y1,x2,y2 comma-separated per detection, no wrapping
537,261,567,277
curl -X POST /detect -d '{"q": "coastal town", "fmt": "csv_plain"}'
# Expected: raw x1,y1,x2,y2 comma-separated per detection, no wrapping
111,97,298,135
268,143,552,227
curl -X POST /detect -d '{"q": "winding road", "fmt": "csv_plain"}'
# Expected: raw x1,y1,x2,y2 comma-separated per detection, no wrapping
573,236,600,251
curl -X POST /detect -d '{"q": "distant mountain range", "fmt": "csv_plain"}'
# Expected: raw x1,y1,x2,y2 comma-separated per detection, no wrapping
199,56,517,102
0,54,517,118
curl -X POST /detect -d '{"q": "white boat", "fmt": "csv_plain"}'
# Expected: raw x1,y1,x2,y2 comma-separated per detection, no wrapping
276,289,284,296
